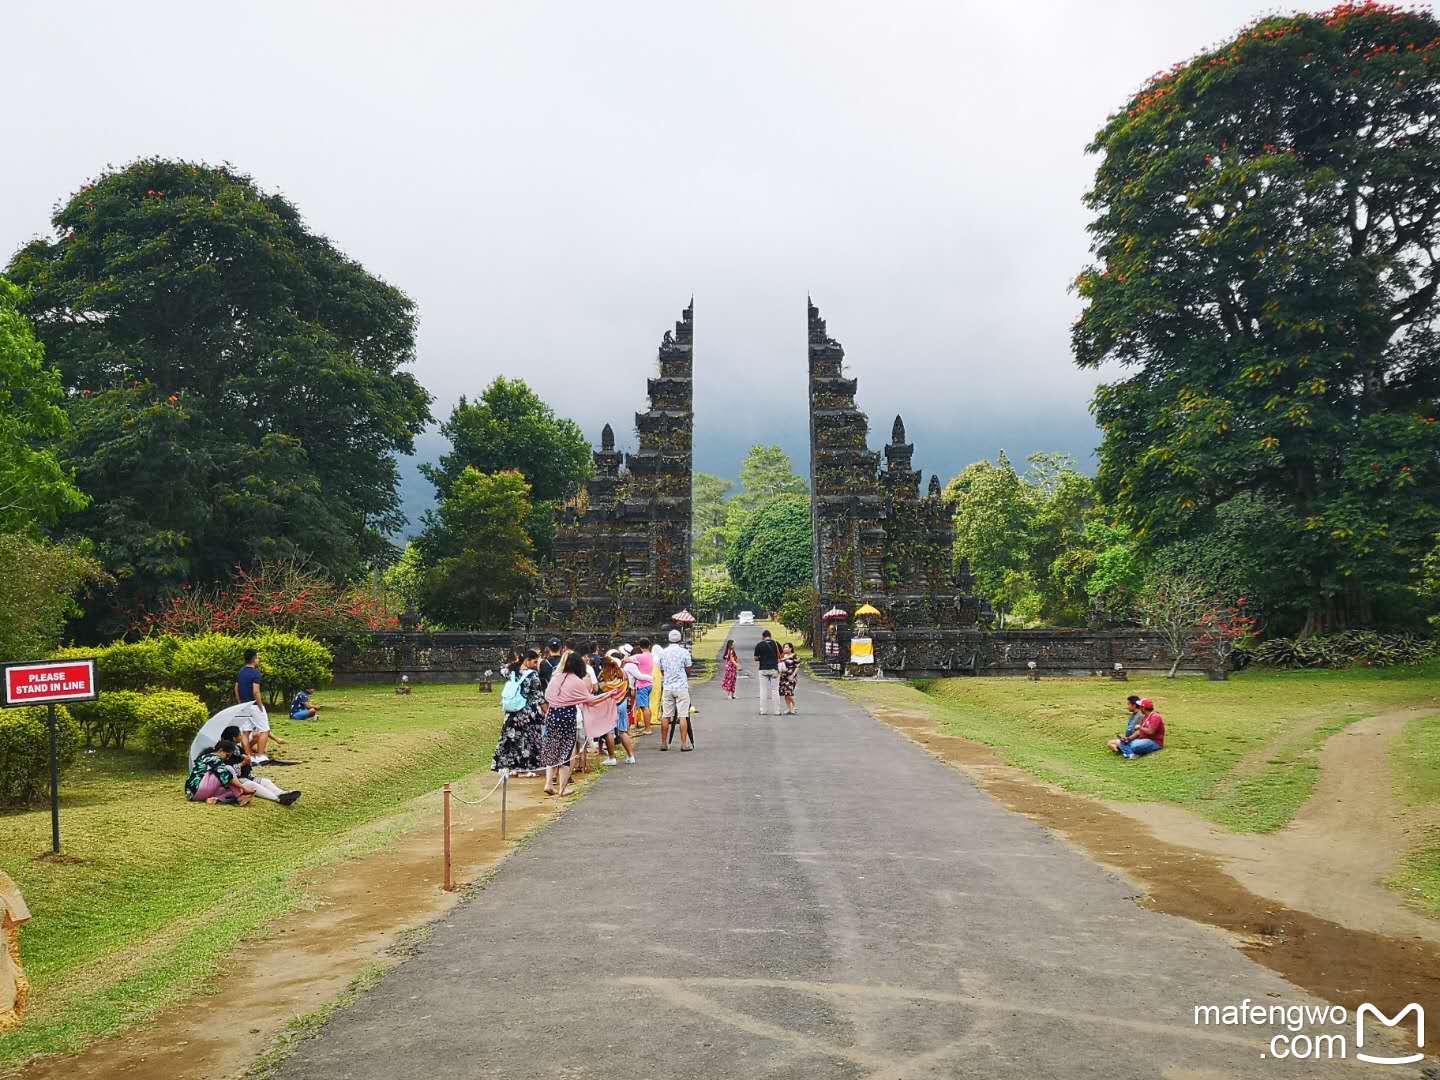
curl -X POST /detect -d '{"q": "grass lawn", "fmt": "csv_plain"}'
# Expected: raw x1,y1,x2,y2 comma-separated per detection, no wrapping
1391,710,1440,913
838,661,1440,834
0,684,503,1071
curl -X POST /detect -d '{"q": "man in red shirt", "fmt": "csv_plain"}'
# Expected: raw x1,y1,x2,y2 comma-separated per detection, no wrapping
1118,699,1164,758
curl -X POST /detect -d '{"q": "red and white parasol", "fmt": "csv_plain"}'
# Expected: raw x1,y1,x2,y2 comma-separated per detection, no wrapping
671,609,696,624
822,607,849,620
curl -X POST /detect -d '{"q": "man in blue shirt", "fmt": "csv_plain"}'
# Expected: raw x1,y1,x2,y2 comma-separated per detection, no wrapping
290,687,318,721
235,649,284,762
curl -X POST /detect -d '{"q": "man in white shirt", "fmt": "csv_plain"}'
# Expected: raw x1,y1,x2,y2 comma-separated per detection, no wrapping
657,629,694,751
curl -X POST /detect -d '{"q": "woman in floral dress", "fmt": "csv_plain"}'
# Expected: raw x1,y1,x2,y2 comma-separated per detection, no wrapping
492,649,544,776
720,639,739,698
778,643,799,715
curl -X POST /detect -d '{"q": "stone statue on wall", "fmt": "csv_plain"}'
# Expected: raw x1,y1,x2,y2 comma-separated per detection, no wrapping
0,872,32,1031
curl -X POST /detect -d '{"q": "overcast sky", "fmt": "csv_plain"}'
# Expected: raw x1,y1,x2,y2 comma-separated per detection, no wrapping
5,1,1333,526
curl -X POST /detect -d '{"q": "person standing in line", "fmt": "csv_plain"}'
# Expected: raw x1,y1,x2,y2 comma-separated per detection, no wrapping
657,629,694,751
630,637,656,735
493,649,545,776
778,642,799,715
720,639,740,699
537,638,563,690
541,653,623,796
754,630,781,716
599,653,637,764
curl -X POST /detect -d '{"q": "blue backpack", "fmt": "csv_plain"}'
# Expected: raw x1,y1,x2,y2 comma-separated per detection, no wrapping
500,671,526,713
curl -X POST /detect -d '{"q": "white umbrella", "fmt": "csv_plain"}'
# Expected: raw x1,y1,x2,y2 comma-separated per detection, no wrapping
187,703,255,767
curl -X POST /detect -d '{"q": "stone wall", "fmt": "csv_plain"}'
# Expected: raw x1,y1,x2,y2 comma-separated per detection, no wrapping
334,628,1203,684
866,628,1206,676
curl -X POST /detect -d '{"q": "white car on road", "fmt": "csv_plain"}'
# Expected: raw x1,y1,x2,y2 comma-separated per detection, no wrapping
737,611,755,624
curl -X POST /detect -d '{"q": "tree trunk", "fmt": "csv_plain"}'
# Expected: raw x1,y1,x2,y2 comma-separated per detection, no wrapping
1168,654,1181,678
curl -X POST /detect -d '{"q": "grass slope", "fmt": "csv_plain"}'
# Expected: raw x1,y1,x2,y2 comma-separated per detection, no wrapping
1391,710,1440,914
0,684,503,1071
840,661,1440,834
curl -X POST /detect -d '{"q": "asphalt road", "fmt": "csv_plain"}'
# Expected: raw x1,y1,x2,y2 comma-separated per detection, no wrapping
279,625,1366,1079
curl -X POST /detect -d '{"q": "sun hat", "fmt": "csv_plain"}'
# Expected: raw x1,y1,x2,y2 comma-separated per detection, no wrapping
1139,699,1154,710
668,629,682,642
620,643,634,655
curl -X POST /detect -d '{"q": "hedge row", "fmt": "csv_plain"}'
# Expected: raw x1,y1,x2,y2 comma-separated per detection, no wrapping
67,688,209,756
53,629,334,712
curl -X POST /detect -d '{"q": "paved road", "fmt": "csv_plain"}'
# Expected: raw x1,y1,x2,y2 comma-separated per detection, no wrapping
280,625,1360,1079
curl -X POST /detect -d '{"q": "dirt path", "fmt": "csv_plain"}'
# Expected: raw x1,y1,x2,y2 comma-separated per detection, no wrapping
862,698,1440,1022
1106,707,1440,943
17,774,568,1080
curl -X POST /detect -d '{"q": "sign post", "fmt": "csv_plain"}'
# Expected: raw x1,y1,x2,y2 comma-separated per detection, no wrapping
4,658,99,854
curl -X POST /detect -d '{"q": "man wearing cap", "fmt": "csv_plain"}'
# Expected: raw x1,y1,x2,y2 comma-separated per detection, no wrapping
1111,699,1164,758
656,629,694,751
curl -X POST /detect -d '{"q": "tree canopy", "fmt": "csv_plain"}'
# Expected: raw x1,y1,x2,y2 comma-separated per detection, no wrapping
0,277,85,531
424,377,590,557
727,495,813,611
730,445,807,520
415,467,538,628
1074,5,1440,632
6,159,432,613
692,472,733,570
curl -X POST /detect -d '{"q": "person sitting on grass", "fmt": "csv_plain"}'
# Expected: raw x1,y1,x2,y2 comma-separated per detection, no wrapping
290,686,319,721
186,738,252,805
220,739,302,805
1109,698,1164,759
1106,695,1143,753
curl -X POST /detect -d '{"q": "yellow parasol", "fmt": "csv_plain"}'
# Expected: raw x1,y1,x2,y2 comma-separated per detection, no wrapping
853,603,881,617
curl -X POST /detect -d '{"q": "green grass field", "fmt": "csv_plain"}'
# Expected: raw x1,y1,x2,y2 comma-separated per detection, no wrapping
1390,710,1440,913
0,684,503,1071
839,661,1440,834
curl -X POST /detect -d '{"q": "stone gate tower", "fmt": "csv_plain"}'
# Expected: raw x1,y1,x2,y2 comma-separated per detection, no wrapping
806,299,987,668
541,303,693,632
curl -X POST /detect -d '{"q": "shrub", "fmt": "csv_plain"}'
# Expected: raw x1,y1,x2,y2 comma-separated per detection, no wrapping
0,706,80,806
137,689,209,763
253,630,333,708
171,633,248,711
98,637,178,690
1248,631,1438,669
68,690,147,748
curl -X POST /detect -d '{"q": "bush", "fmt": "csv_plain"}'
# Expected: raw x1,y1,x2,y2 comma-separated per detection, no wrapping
253,630,333,708
68,690,146,748
99,637,178,690
1248,631,1438,669
171,633,248,710
0,705,80,806
137,689,209,763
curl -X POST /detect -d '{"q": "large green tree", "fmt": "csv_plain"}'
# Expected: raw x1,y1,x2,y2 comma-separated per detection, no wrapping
0,277,85,531
692,472,733,570
727,495,812,611
7,159,432,610
730,445,807,520
423,377,590,557
0,535,104,661
1074,5,1440,633
415,468,538,628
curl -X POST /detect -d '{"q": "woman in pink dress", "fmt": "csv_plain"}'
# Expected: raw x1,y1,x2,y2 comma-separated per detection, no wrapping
721,639,739,698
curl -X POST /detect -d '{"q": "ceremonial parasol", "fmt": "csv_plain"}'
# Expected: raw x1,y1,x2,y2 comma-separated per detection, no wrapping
853,603,882,617
822,607,849,620
671,609,696,624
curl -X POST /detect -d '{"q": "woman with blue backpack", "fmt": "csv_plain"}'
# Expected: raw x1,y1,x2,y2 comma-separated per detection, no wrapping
492,649,545,776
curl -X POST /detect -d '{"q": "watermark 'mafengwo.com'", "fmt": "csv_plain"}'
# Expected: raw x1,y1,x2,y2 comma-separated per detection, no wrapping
1194,999,1424,1064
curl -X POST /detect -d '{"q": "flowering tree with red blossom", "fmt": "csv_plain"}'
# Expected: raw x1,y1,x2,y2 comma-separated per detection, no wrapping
134,560,400,640
1075,3,1440,636
1193,598,1260,679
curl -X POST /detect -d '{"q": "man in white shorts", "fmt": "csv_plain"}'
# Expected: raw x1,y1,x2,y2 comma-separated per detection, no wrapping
235,648,283,763
657,629,694,751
